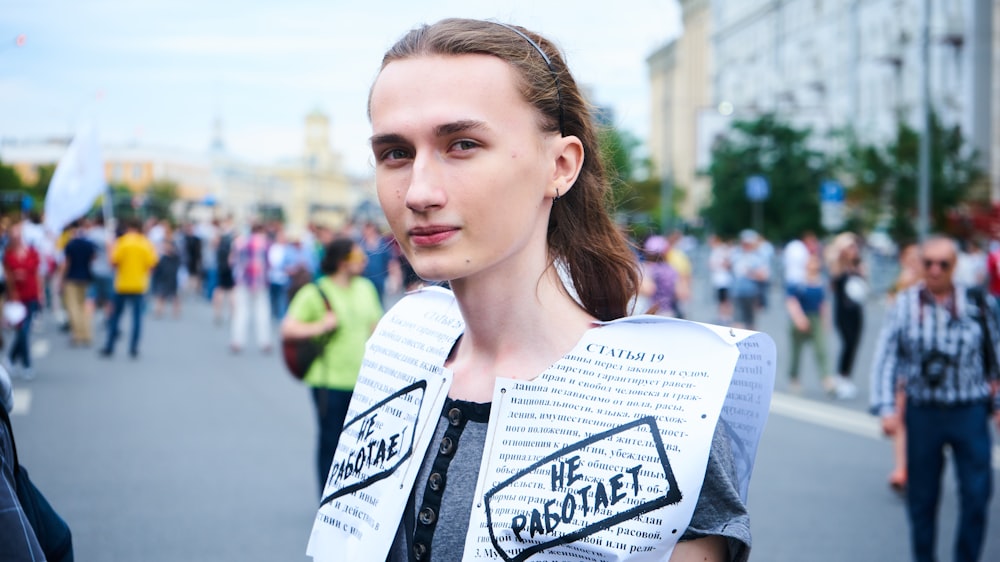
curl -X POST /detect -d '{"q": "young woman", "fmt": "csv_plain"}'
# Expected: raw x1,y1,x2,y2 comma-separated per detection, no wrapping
314,19,763,562
826,232,867,399
281,237,383,495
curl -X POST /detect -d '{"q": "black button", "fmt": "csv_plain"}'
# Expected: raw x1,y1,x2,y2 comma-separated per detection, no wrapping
448,407,463,426
418,506,437,525
439,436,455,456
413,542,427,560
428,472,444,492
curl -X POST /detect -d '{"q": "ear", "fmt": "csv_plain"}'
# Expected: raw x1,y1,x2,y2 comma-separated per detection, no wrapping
548,135,585,200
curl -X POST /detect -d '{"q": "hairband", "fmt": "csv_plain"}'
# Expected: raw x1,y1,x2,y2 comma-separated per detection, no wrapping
490,21,566,137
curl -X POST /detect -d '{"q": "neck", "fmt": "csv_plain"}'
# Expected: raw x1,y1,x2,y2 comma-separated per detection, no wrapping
445,264,596,401
329,270,352,287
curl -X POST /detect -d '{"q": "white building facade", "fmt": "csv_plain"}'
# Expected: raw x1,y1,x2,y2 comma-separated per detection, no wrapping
709,0,995,195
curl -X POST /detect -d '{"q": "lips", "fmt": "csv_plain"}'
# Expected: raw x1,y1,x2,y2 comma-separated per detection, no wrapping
408,225,459,246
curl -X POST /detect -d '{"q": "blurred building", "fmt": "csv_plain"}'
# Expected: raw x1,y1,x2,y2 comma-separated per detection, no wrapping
648,0,713,223
993,0,1000,201
0,110,377,230
649,0,998,215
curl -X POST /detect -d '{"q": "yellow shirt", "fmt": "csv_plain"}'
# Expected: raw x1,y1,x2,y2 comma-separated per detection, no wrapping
110,232,158,294
667,248,692,278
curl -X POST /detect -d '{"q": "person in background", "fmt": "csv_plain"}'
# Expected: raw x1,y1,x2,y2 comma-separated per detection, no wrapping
357,222,399,306
212,218,236,325
85,217,114,324
954,238,987,290
638,235,683,317
784,254,830,394
708,234,734,324
870,236,999,562
59,220,97,346
151,234,182,319
666,229,692,318
267,227,291,321
883,242,923,492
99,219,158,359
730,229,769,330
229,223,270,353
181,222,203,296
3,223,43,379
826,232,867,400
280,237,382,495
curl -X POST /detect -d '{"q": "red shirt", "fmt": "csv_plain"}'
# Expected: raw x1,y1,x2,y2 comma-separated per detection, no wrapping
4,245,41,303
988,250,1000,297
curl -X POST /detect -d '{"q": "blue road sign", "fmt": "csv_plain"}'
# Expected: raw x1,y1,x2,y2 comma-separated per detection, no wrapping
745,175,769,202
820,179,845,203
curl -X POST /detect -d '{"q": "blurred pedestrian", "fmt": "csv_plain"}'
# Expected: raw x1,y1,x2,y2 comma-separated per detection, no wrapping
883,241,924,492
954,238,987,289
280,237,382,495
181,222,203,295
666,230,692,318
59,220,97,346
212,218,236,325
826,232,867,400
99,219,158,359
730,229,769,330
84,216,114,324
357,222,398,306
638,235,683,317
784,254,830,394
151,235,182,319
870,236,1000,562
267,228,290,321
708,234,734,324
229,223,270,353
3,223,42,379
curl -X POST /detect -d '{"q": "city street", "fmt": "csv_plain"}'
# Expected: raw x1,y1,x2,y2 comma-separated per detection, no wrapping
7,267,1000,561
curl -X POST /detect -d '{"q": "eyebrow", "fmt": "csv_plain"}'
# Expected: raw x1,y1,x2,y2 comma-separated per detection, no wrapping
369,119,489,147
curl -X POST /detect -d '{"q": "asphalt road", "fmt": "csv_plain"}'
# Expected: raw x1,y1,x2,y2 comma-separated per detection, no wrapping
7,260,1000,561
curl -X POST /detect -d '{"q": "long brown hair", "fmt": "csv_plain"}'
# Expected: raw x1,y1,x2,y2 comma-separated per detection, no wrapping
371,18,639,321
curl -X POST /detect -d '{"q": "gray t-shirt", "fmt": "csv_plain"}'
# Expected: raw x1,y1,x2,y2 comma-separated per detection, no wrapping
389,399,750,562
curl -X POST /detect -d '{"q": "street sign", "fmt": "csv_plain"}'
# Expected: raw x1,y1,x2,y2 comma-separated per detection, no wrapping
820,179,845,230
820,179,845,203
745,175,769,202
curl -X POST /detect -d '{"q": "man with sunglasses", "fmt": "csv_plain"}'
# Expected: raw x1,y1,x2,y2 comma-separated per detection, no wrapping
870,235,1000,562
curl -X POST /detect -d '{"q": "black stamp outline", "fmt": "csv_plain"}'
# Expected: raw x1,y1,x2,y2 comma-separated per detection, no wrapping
483,415,681,562
319,380,426,506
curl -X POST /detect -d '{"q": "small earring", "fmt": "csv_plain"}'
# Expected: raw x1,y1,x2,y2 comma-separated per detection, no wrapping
553,189,561,203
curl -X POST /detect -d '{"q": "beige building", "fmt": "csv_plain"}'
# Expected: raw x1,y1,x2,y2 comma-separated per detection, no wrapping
0,110,376,230
647,0,713,223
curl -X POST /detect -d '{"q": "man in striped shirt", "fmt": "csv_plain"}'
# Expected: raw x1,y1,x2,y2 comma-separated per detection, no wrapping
870,235,1000,562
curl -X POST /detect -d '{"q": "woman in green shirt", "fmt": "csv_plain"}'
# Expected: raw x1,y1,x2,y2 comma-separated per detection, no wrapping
281,237,384,495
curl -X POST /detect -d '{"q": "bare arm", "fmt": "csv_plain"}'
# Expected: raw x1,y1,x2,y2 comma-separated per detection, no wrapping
280,311,337,340
669,535,728,562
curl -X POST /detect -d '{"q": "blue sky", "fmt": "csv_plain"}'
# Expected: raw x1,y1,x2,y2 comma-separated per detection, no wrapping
1,0,681,176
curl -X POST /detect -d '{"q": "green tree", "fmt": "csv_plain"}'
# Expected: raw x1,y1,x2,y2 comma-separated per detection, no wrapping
835,112,983,241
146,179,179,219
0,159,24,190
703,114,828,242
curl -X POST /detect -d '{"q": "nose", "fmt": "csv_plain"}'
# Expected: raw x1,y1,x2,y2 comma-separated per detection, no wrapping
404,152,447,213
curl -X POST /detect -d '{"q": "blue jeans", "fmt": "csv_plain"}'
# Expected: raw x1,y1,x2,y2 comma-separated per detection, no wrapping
103,293,145,355
312,387,353,498
9,300,40,368
268,282,287,320
905,402,993,562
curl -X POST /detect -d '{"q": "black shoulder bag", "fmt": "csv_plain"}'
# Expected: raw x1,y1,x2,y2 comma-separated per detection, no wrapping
0,406,74,562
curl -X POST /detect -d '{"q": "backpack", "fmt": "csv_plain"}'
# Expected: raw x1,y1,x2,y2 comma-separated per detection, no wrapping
281,282,335,380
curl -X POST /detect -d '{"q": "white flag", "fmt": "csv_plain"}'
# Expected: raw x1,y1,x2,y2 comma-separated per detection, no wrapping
43,123,107,234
